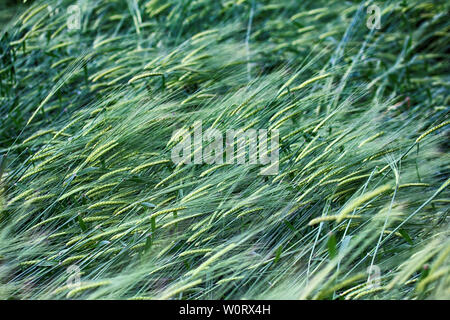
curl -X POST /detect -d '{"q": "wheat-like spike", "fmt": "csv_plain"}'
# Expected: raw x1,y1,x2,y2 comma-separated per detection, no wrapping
87,226,129,242
314,273,366,299
339,282,370,298
196,231,219,246
181,44,208,64
329,187,358,202
181,184,212,203
358,131,384,148
318,167,345,185
61,254,88,266
23,130,55,144
23,194,56,206
319,30,340,40
416,267,450,293
382,230,402,237
308,214,362,226
272,169,296,184
188,243,237,277
179,249,212,257
277,71,301,95
398,183,430,189
290,8,327,21
159,279,203,300
57,185,92,201
128,295,152,300
110,229,138,241
351,287,386,300
149,207,186,219
295,137,322,163
128,72,164,84
312,108,339,133
222,203,247,218
65,235,85,247
336,170,365,182
236,207,263,218
51,56,77,69
429,245,450,275
84,125,111,144
199,164,228,178
154,167,189,189
155,195,176,208
229,92,259,117
48,41,75,52
269,104,297,122
365,148,399,162
337,174,372,187
404,278,419,286
93,36,124,49
278,73,331,97
238,104,265,120
85,183,118,197
111,190,136,201
130,242,147,251
30,149,55,162
186,226,211,243
88,200,128,210
52,118,80,139
98,167,131,181
161,212,205,229
19,154,63,181
241,119,260,132
90,66,124,82
48,231,69,240
83,215,110,222
269,111,300,130
92,247,121,259
28,212,72,231
324,131,347,152
112,203,139,216
148,2,172,18
84,140,119,164
343,285,374,300
52,283,79,296
21,4,48,24
305,166,333,185
216,276,245,285
6,189,35,207
191,29,218,40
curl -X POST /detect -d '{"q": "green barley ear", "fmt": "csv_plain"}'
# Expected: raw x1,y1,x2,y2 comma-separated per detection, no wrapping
0,154,6,183
415,120,450,143
337,184,393,222
128,72,164,84
1,0,448,301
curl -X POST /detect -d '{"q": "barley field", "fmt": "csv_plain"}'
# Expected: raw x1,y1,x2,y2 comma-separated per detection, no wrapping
0,0,449,300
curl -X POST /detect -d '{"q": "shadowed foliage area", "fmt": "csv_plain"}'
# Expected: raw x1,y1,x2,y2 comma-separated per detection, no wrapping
0,0,448,299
